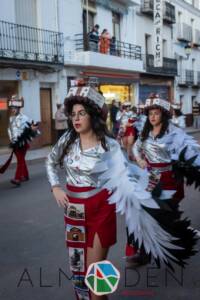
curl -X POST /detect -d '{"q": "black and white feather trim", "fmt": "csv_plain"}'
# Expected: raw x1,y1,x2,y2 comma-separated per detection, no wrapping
10,122,39,149
91,138,198,269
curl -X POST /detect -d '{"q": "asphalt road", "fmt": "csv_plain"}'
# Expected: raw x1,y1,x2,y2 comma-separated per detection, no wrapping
0,140,200,300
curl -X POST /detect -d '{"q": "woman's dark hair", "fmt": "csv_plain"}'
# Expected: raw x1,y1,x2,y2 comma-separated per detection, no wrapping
174,109,182,117
60,96,113,164
141,107,170,141
102,29,107,34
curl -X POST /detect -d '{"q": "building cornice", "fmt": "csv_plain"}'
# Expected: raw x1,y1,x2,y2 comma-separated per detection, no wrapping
170,0,200,17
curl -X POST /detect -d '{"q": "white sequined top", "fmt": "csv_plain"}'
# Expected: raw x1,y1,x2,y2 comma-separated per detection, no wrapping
46,131,116,187
8,113,29,143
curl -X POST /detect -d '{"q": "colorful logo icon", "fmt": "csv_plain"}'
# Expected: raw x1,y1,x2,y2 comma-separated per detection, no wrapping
85,260,120,296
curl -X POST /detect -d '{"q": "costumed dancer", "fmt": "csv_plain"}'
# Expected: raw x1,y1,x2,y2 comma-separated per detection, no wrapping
134,103,147,134
171,103,186,129
126,93,200,265
46,87,197,300
0,95,39,186
116,101,137,159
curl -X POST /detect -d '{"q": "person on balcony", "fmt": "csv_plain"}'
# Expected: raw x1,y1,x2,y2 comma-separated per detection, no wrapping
0,95,39,186
110,36,117,56
99,29,111,54
88,24,100,52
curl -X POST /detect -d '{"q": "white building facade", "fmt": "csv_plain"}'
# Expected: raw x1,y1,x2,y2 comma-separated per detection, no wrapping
1,0,200,147
0,0,65,147
172,0,200,125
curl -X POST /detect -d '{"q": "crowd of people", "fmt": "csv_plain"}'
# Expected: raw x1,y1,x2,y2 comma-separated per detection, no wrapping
1,90,200,300
88,24,117,55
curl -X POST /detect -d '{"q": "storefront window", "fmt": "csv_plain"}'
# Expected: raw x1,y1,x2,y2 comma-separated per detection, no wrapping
100,85,130,104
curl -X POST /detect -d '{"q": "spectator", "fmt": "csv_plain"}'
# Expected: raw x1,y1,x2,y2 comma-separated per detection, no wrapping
171,104,186,129
110,36,116,56
192,101,200,129
110,99,119,137
88,24,99,52
55,103,68,140
99,29,111,54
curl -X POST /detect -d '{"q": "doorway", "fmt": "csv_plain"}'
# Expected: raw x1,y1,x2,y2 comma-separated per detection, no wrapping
40,88,52,146
0,81,18,147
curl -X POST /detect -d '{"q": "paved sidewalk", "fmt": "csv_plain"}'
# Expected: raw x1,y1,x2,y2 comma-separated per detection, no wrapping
0,145,51,166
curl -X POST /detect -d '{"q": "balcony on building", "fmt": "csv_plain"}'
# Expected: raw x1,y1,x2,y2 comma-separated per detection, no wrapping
64,34,144,73
192,71,200,88
145,54,177,76
0,20,64,72
193,29,200,47
141,0,176,24
178,70,194,87
177,23,193,43
96,0,138,10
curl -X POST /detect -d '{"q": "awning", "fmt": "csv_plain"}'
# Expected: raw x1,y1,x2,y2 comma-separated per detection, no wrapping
80,70,140,84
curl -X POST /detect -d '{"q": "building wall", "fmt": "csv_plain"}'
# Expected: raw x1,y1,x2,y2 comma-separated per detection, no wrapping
0,0,15,22
172,0,200,114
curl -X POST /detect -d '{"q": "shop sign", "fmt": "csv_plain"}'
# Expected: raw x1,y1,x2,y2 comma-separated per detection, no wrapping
0,98,8,110
153,0,163,67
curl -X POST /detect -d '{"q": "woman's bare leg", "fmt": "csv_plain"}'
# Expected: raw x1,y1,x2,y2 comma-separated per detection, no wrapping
127,135,134,160
87,233,109,300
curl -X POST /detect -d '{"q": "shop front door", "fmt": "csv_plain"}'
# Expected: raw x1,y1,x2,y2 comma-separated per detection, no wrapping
0,98,9,146
0,81,18,147
40,89,52,146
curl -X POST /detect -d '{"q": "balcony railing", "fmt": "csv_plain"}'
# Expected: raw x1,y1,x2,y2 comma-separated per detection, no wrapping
0,20,64,67
193,71,200,87
193,29,200,46
178,70,194,86
177,23,193,42
141,0,176,24
145,54,177,76
164,1,176,24
75,34,142,60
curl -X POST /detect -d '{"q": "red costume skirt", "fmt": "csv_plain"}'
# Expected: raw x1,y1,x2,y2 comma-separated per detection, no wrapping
124,119,136,137
64,185,116,299
147,161,184,203
124,126,136,137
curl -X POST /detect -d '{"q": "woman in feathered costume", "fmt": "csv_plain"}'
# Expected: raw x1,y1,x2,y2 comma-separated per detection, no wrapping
128,93,200,265
0,95,39,186
46,87,198,300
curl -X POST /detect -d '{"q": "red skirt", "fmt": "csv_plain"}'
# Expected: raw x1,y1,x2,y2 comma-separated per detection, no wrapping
64,185,116,248
124,126,136,137
147,161,184,203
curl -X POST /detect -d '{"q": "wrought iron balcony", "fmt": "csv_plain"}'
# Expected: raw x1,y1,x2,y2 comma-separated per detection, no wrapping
145,54,177,76
178,70,194,86
0,20,64,71
177,23,193,42
75,34,142,61
193,29,200,46
164,1,176,24
141,0,176,24
193,71,200,87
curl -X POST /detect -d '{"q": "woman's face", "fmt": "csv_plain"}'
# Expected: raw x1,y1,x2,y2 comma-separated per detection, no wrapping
70,104,92,134
148,108,162,127
10,107,19,116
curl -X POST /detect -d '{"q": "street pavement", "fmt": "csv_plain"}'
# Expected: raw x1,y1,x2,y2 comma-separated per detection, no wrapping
0,132,200,300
